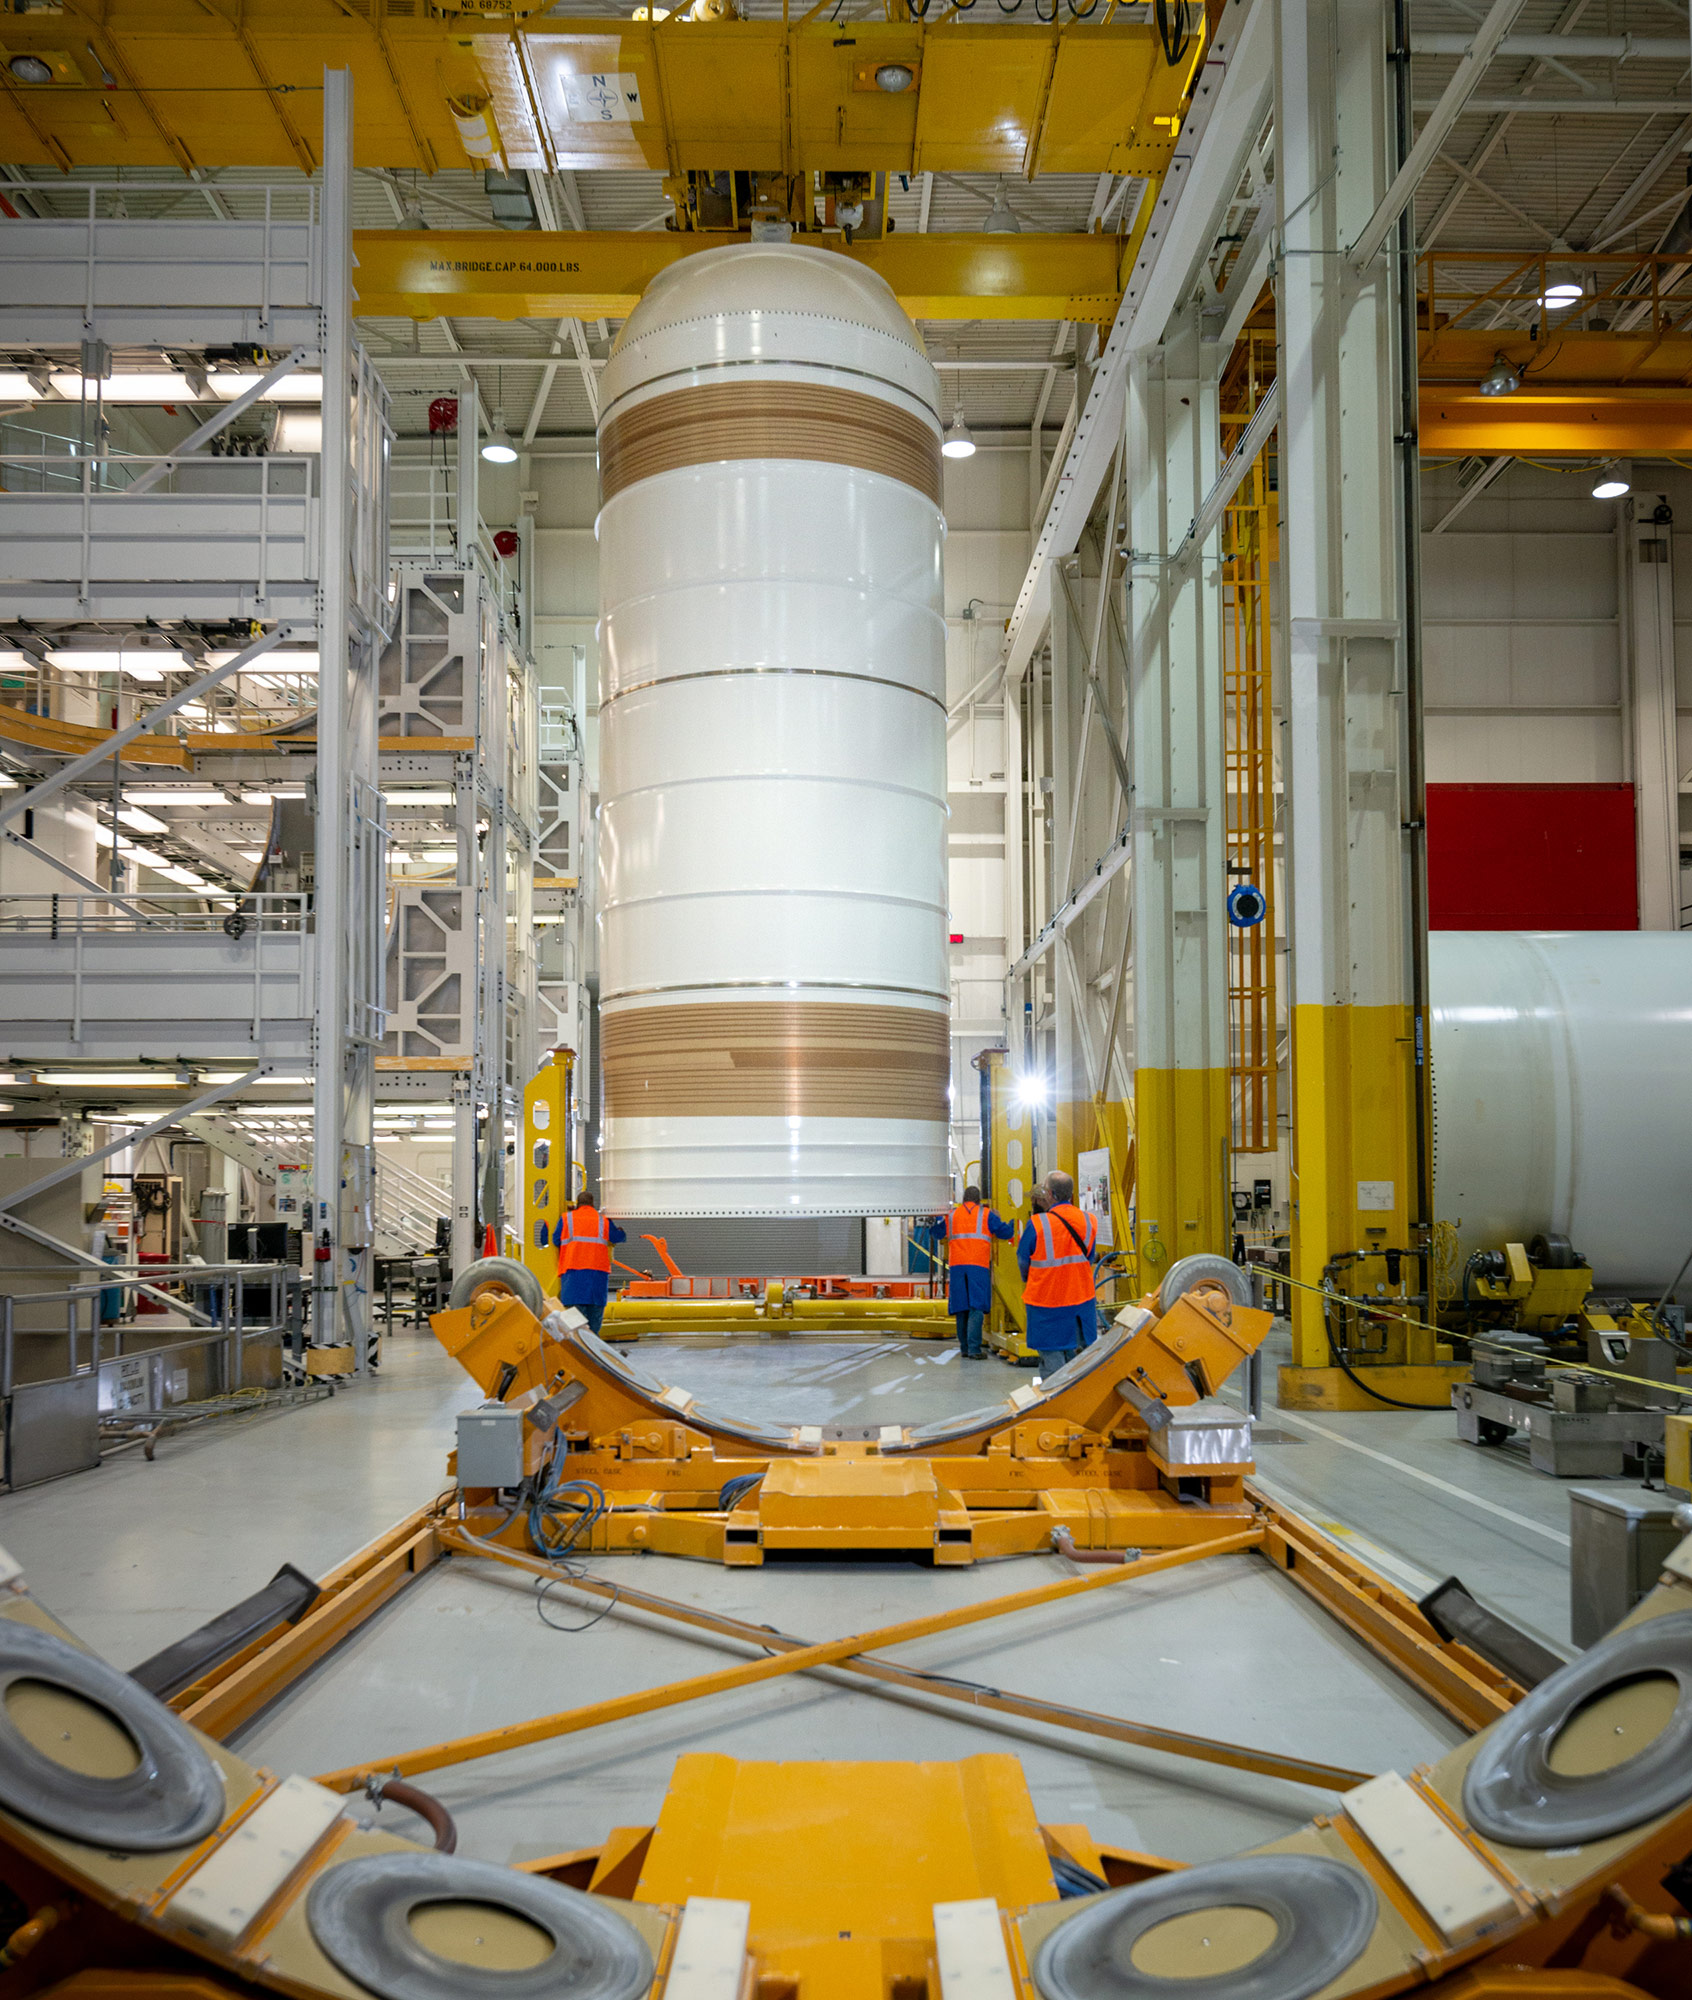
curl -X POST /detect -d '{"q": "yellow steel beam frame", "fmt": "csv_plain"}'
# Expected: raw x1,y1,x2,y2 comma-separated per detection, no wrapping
167,1490,1528,1773
1252,1489,1520,1733
439,1523,1374,1794
309,1531,1262,1793
172,1504,444,1740
0,16,1202,179
1420,382,1692,455
352,227,1128,325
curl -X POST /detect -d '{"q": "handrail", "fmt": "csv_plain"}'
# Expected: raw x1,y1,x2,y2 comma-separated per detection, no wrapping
1417,246,1692,339
0,892,309,934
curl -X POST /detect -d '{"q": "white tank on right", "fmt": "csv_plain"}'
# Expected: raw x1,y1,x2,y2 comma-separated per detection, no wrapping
1429,930,1692,1293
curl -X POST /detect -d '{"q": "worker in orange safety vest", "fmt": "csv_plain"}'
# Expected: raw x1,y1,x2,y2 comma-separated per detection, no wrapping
551,1190,627,1335
940,1184,1015,1358
1016,1170,1099,1366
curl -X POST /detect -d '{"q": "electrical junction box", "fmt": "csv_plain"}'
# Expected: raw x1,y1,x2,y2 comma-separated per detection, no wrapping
457,1401,524,1488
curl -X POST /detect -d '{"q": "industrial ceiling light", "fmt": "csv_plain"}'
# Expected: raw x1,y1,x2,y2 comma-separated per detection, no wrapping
981,186,1022,234
875,63,915,93
1541,281,1583,308
1592,460,1631,500
941,412,976,460
1478,354,1521,398
1016,1074,1047,1109
8,55,53,85
397,194,429,231
482,413,519,464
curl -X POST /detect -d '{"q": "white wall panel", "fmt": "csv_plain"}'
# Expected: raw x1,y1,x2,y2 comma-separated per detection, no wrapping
1425,712,1624,783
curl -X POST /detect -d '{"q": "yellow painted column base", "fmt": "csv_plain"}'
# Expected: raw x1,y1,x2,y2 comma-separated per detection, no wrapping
1288,1000,1424,1370
1664,1412,1692,1497
1277,1362,1469,1413
1134,1065,1231,1278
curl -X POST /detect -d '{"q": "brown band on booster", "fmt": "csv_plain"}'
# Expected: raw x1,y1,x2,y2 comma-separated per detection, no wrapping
602,1000,949,1122
599,382,942,507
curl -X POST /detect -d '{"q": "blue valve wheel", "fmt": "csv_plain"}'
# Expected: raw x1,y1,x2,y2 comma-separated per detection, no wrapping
1227,883,1267,928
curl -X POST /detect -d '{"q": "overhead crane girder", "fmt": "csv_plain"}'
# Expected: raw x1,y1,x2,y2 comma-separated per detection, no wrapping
351,226,1130,325
0,15,1200,181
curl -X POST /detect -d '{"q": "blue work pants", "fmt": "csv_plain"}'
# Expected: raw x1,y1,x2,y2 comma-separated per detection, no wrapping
955,1308,985,1357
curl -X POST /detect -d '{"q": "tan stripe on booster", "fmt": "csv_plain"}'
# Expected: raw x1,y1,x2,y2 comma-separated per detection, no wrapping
602,1001,949,1123
599,382,942,507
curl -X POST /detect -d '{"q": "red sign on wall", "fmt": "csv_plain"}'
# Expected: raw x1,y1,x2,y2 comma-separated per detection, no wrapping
1426,783,1638,930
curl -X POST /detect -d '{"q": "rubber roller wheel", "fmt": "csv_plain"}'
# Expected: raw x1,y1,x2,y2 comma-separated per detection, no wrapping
1463,1606,1692,1846
1157,1254,1251,1314
307,1850,654,2000
0,1622,225,1852
1528,1232,1579,1271
1033,1852,1377,2000
448,1256,545,1318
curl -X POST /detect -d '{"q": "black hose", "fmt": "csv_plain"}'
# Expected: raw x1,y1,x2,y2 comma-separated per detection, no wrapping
1154,0,1192,65
1052,1855,1109,1899
718,1472,765,1512
1322,1295,1449,1411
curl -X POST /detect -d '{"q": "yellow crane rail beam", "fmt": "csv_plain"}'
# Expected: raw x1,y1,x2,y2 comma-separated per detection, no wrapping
1420,325,1692,390
352,227,1130,325
0,16,1200,179
1420,381,1692,455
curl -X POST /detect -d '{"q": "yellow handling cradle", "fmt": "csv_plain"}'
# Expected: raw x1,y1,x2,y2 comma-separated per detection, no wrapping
4,1525,1692,2000
433,1273,1270,1564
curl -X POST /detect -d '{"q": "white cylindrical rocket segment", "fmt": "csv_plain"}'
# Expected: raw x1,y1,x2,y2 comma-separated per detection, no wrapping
595,244,951,1217
1431,930,1692,1293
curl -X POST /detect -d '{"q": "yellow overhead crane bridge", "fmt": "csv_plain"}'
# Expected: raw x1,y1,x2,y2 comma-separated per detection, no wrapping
0,10,1201,187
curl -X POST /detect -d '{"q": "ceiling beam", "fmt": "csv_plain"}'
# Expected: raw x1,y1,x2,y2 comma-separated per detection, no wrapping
999,0,1275,686
1350,0,1529,271
1420,0,1595,252
352,229,1129,324
1411,32,1690,61
1417,96,1692,115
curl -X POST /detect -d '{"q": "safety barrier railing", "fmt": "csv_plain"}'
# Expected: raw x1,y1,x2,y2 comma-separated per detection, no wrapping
0,446,315,499
0,891,309,934
1418,248,1692,339
0,180,320,340
0,1259,301,1402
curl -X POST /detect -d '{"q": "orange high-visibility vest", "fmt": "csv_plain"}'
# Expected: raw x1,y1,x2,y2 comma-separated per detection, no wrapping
1022,1204,1097,1308
948,1203,994,1269
560,1205,612,1274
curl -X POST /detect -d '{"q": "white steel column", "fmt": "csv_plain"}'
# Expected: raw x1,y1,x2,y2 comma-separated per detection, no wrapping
456,380,481,566
451,1071,476,1272
1002,686,1025,1042
1278,0,1434,1396
1627,495,1679,930
1049,565,1080,1133
1125,302,1230,1274
312,66,353,1356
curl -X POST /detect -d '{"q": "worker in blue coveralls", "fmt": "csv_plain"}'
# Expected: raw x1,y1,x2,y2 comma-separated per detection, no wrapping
942,1184,1015,1358
1016,1171,1099,1368
552,1190,627,1335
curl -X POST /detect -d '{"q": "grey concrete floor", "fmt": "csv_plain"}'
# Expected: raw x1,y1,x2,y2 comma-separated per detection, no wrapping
0,1322,1588,1872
